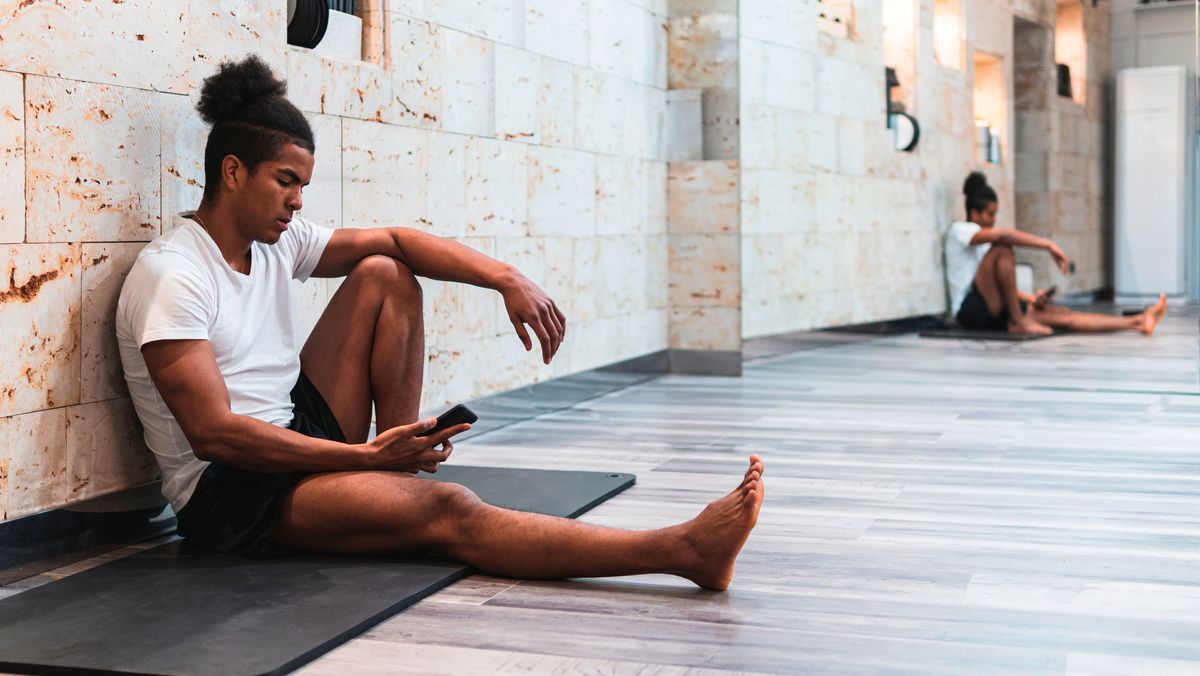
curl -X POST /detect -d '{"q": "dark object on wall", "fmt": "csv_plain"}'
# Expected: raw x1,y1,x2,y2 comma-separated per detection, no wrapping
889,112,920,152
0,466,635,676
287,0,330,49
329,0,356,13
885,66,900,123
1057,63,1073,98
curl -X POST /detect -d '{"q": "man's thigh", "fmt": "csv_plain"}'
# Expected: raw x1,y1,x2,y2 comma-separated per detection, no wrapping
271,470,449,555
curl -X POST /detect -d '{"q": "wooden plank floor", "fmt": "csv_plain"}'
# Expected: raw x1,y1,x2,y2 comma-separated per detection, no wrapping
2,306,1196,675
299,305,1200,675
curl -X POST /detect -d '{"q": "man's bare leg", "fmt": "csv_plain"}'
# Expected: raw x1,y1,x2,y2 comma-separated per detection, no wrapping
272,455,766,591
1032,293,1168,335
300,255,425,442
972,244,1051,335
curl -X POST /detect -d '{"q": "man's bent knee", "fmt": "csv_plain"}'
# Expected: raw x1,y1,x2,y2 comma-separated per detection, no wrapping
351,255,422,299
421,482,484,550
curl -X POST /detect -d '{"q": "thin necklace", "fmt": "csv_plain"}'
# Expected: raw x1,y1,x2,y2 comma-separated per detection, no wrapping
192,212,208,233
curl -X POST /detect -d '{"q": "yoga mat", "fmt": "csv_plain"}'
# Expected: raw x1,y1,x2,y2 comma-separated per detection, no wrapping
919,328,1060,341
0,465,635,676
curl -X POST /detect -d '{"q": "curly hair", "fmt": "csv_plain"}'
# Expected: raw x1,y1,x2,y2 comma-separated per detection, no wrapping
197,55,315,198
962,171,997,217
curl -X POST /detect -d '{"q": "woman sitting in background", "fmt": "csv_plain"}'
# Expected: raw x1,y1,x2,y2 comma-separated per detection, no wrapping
945,172,1167,336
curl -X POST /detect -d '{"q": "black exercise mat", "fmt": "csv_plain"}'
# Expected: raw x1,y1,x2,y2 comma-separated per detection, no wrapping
0,465,635,676
919,328,1060,341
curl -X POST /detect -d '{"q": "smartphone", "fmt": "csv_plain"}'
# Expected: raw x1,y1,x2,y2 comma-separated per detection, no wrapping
1042,285,1057,300
417,404,478,437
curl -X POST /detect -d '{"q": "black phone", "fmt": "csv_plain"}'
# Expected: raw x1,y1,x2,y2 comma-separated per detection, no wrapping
417,404,478,437
1042,285,1057,300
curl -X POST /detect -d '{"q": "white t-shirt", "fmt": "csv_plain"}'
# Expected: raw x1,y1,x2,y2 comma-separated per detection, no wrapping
944,220,990,315
116,212,334,512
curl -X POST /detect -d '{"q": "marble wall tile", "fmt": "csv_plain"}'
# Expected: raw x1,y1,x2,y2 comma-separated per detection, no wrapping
342,118,429,230
81,243,144,404
590,0,665,87
815,56,879,120
644,160,669,235
296,113,344,231
836,117,866,176
426,132,468,238
668,233,739,307
25,77,161,242
65,399,157,503
452,237,501,336
740,168,812,234
160,94,208,228
0,71,23,243
666,89,703,162
667,161,739,235
740,0,817,51
0,407,66,519
538,57,576,148
525,0,589,66
667,13,739,90
465,137,528,236
291,276,328,347
701,87,739,160
568,238,601,323
423,0,524,46
387,16,445,129
440,30,496,137
0,0,188,94
1,244,81,417
527,146,596,237
596,155,646,236
185,1,287,92
741,38,816,111
286,47,395,122
495,44,541,144
669,305,740,350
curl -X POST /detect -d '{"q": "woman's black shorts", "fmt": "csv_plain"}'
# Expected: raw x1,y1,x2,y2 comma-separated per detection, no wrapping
956,283,1028,331
174,371,345,557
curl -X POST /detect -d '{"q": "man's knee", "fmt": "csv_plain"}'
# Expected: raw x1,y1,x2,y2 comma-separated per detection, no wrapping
988,243,1014,260
351,255,422,301
422,482,483,547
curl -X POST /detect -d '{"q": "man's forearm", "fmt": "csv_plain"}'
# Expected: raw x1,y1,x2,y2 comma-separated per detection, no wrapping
192,411,370,472
994,227,1051,250
390,228,518,290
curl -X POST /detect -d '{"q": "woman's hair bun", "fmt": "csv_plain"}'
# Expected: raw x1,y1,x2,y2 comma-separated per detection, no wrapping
963,171,989,197
196,55,289,126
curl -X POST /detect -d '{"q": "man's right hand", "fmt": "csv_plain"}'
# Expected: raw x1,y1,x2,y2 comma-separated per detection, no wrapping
365,419,472,473
1047,243,1071,274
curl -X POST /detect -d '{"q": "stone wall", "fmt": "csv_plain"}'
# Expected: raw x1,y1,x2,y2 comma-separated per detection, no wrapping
0,0,669,521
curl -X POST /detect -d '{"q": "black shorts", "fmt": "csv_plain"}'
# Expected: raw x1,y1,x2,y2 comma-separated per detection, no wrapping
174,371,345,557
956,283,1028,331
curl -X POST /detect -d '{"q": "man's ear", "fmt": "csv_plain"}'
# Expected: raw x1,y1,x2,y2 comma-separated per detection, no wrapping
220,154,244,193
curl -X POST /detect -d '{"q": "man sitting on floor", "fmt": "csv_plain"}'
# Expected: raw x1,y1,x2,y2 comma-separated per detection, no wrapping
945,172,1167,336
115,56,762,591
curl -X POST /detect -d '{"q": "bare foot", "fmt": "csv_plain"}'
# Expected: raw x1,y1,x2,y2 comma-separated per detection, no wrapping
1139,293,1168,335
678,455,765,591
1009,315,1053,336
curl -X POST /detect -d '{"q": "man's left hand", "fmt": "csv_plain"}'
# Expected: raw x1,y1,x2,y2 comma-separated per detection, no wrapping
501,274,567,364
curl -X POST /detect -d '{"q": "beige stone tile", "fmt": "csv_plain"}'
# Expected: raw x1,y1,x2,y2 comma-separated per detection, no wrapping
494,44,540,144
286,46,394,122
185,1,287,92
527,146,595,237
81,243,144,404
387,16,445,129
590,0,663,87
426,132,467,238
701,87,739,160
596,155,645,236
0,71,23,244
568,238,600,324
644,160,669,235
291,277,328,347
524,0,589,66
741,0,817,51
538,57,575,148
342,118,429,230
668,305,740,351
160,93,208,230
296,113,343,231
425,0,524,46
440,31,495,137
65,399,157,504
667,13,738,90
668,233,740,308
455,236,502,337
465,137,527,237
667,161,739,235
25,77,161,242
0,0,188,93
0,407,67,519
1,243,81,417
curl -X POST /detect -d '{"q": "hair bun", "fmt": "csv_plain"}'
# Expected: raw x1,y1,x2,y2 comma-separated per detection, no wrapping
196,55,289,126
963,171,989,196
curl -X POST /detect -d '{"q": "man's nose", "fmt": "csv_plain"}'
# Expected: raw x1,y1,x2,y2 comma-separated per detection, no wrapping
288,189,303,212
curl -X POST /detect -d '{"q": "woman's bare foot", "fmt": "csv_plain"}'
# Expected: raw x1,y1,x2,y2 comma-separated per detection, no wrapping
1139,293,1168,335
1009,314,1053,335
678,455,765,591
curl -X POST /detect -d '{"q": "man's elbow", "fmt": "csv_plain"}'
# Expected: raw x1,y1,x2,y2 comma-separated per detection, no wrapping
184,415,235,463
